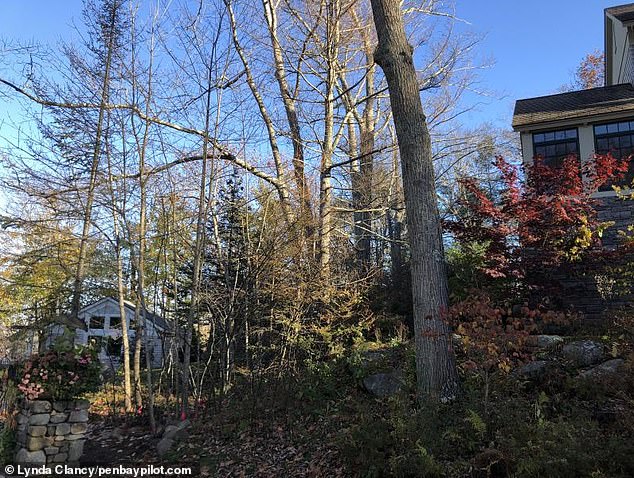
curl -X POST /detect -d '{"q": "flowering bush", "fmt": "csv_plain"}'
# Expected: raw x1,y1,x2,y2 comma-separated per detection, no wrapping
17,344,101,401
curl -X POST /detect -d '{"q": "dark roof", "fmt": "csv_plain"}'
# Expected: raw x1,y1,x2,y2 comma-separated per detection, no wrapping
606,3,634,22
512,84,634,129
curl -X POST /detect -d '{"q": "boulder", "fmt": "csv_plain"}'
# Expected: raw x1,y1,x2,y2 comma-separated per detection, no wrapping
70,423,87,434
50,413,68,424
69,410,89,423
68,440,85,462
28,426,47,437
44,446,60,456
52,453,68,463
515,360,550,380
28,414,50,426
15,448,46,465
26,436,53,452
163,425,188,441
536,335,564,349
30,401,52,414
156,438,174,457
562,340,604,367
74,399,91,410
362,372,405,398
578,359,625,379
53,401,72,412
56,423,71,435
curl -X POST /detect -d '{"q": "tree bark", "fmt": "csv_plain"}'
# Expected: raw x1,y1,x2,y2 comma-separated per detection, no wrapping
369,0,459,401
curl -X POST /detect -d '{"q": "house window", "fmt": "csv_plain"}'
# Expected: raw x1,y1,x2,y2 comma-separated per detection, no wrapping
594,120,634,189
106,337,122,357
109,316,121,328
532,128,579,167
89,316,105,329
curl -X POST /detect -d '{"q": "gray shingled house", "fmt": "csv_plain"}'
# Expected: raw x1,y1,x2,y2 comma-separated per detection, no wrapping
512,4,634,319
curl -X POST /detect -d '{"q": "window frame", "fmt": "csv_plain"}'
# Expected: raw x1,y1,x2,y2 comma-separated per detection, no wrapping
89,315,105,330
532,127,580,168
593,119,634,190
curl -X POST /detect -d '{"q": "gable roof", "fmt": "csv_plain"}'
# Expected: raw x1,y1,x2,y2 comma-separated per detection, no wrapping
80,297,169,331
606,3,634,23
512,83,634,129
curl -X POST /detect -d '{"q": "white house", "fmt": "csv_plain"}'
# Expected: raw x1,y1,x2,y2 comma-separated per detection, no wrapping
47,297,171,369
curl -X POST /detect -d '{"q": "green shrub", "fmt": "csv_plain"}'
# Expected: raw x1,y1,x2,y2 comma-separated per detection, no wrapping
0,425,15,466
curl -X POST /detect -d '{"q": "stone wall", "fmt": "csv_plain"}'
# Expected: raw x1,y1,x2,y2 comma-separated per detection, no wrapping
596,194,633,249
14,399,89,465
553,195,634,322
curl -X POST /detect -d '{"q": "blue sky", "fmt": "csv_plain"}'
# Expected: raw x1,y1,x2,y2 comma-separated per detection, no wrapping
0,0,625,131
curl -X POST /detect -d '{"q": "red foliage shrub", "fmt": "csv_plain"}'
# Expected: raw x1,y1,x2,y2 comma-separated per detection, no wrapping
446,154,630,300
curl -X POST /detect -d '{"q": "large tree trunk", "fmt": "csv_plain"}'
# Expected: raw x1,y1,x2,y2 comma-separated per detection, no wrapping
369,0,459,401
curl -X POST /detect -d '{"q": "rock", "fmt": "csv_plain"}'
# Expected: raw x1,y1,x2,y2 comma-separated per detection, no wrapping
156,438,174,457
50,413,68,424
70,423,87,434
52,453,68,463
28,414,50,426
69,410,89,423
68,440,85,462
578,359,625,379
15,448,46,465
111,427,124,440
74,399,91,410
53,401,72,412
163,425,188,441
44,446,59,456
66,434,84,441
28,426,47,437
536,335,564,349
562,340,604,367
16,413,29,425
26,436,53,451
30,400,52,414
362,372,405,398
56,423,71,435
515,360,550,380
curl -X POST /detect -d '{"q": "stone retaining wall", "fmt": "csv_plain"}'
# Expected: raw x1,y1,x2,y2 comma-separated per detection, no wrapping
14,399,89,465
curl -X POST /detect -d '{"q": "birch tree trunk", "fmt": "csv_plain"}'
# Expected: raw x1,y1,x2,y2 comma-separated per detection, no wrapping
369,0,459,401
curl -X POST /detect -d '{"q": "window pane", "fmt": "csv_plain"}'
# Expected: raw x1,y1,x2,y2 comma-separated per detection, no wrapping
619,122,631,132
533,133,544,143
543,132,555,141
566,142,578,154
607,123,619,133
90,316,105,329
596,138,608,151
546,145,556,157
621,135,631,148
609,137,620,148
555,130,566,140
565,129,577,139
595,125,607,135
109,316,121,328
535,146,546,157
556,143,566,155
